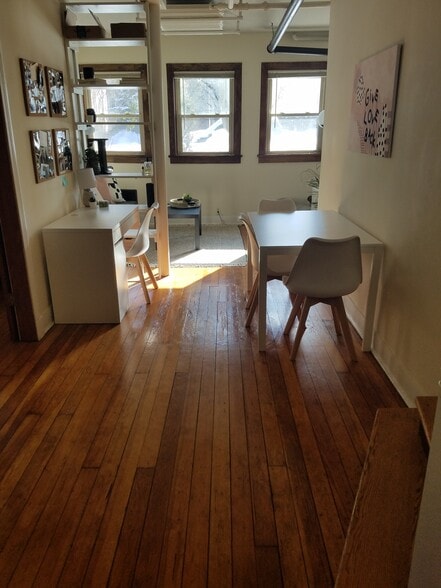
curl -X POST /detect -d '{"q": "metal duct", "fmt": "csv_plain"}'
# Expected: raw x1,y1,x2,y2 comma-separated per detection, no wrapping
267,0,304,52
273,45,328,55
267,0,328,55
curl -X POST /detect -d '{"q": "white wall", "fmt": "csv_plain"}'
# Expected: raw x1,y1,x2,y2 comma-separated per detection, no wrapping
0,0,78,338
160,34,323,222
321,1,441,583
80,35,326,222
321,0,441,402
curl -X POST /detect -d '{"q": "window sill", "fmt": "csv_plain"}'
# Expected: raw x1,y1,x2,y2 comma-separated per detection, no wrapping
258,152,321,164
107,154,145,164
169,154,242,164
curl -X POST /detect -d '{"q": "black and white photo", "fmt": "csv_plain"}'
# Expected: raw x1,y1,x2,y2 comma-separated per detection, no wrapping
30,130,56,182
46,67,67,117
20,58,48,116
53,129,72,174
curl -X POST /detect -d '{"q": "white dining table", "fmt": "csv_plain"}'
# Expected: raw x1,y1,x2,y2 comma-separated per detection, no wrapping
247,209,384,352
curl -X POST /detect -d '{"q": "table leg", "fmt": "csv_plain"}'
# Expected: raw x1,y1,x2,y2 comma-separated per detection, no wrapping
362,248,384,351
195,210,201,250
258,251,268,351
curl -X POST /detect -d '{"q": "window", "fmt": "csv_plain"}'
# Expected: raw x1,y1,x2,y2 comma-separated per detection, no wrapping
259,62,327,163
81,64,150,164
166,63,242,164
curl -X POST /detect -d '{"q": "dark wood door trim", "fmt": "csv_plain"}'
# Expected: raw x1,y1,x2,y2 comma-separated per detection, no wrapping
0,86,38,341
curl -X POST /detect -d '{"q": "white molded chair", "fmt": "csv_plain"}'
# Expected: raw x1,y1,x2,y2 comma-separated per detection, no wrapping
258,197,296,214
241,216,297,327
258,198,297,279
125,202,159,304
239,198,298,325
283,236,362,361
238,198,297,296
124,209,158,243
237,212,253,292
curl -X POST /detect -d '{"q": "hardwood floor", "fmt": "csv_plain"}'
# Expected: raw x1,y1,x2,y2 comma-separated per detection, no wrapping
0,266,405,587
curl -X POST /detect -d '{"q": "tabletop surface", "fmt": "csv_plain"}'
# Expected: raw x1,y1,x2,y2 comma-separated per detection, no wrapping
42,204,139,232
248,210,383,249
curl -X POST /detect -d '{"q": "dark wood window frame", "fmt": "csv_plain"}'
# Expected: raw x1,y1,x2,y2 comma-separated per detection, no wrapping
80,63,151,164
166,63,242,164
258,61,327,164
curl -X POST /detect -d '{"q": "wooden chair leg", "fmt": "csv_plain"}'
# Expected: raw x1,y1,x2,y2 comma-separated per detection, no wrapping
135,258,150,304
246,276,257,309
238,224,255,295
284,294,304,335
290,298,313,360
247,261,254,295
331,305,342,335
141,254,158,289
245,285,258,327
243,229,255,294
334,297,357,361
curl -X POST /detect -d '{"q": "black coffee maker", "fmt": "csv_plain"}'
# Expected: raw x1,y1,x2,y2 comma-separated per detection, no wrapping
87,138,111,174
86,108,96,123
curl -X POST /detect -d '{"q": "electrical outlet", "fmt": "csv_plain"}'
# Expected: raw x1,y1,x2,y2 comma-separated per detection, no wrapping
216,208,220,215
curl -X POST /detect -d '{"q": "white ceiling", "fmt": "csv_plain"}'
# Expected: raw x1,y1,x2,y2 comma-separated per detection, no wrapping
63,0,330,39
160,0,330,36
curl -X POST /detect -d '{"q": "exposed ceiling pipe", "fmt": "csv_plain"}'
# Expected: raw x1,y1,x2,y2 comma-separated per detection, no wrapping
267,0,304,53
215,1,331,10
273,45,327,55
267,0,328,55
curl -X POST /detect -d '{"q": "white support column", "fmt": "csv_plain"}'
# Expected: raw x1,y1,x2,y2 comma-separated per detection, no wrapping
148,1,170,277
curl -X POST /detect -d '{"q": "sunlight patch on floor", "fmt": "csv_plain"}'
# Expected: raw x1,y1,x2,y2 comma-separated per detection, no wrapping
172,248,246,266
128,265,221,291
156,266,221,288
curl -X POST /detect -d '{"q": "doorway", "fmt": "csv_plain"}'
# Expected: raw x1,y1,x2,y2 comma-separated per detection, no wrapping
0,270,12,344
0,70,38,341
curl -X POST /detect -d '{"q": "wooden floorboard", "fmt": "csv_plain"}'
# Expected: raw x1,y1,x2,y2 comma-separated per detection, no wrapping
0,266,405,587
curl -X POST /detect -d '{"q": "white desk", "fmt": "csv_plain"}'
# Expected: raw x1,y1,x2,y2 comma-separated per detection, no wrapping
248,210,384,352
43,204,139,324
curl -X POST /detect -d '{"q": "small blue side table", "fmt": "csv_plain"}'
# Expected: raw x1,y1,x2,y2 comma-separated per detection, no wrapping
167,204,202,250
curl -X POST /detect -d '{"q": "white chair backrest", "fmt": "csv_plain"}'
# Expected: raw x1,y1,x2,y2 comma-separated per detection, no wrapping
241,216,296,277
257,199,297,275
285,236,362,298
126,202,159,258
258,198,296,213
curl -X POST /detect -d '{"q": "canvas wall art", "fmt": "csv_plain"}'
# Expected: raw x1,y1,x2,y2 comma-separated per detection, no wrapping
348,44,402,158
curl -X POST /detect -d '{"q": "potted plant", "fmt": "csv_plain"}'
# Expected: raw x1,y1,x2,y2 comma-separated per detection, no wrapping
302,168,320,209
